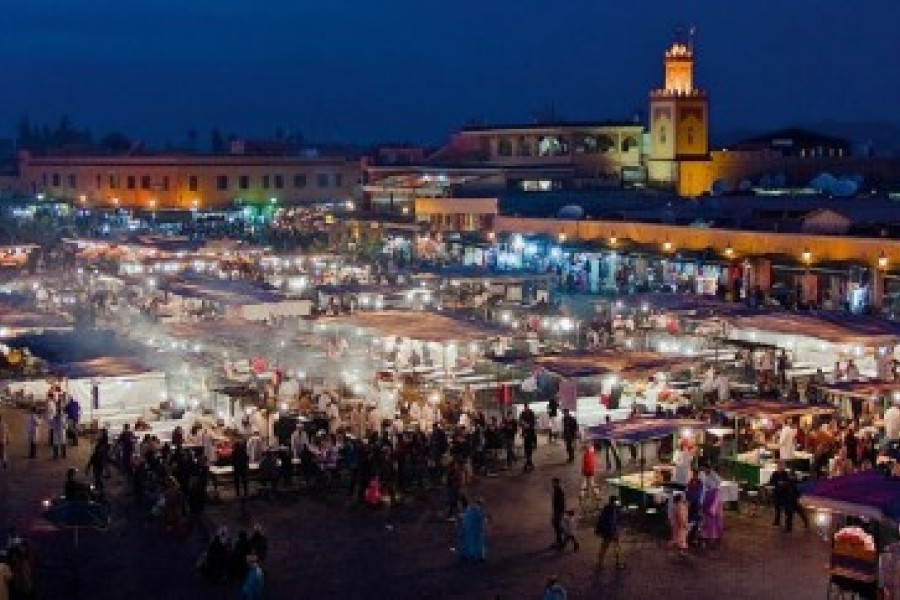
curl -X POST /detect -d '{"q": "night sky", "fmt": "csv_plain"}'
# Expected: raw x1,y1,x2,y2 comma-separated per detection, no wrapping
1,0,898,147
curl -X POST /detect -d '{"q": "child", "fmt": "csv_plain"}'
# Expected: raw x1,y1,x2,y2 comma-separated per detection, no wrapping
560,509,579,551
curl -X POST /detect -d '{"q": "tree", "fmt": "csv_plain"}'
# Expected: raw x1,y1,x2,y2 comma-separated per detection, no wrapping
100,132,131,154
210,128,226,154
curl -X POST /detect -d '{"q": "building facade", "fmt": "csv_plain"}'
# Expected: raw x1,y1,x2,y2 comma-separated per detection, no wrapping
18,152,362,210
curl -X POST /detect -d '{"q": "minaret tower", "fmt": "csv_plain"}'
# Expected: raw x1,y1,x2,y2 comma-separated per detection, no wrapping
647,28,709,188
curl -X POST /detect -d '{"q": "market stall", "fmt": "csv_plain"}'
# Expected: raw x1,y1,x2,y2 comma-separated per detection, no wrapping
716,400,834,485
585,417,727,507
534,351,705,426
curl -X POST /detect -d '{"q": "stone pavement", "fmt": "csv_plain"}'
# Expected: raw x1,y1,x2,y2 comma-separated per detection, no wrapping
0,405,831,599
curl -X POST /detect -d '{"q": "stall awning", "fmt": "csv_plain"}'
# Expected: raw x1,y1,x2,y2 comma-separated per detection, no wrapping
724,312,900,347
801,470,900,523
811,380,900,399
534,351,703,379
585,417,706,444
714,399,834,419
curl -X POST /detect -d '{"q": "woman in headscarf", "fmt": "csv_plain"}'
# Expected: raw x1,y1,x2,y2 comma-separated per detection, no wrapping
700,469,724,547
457,497,487,562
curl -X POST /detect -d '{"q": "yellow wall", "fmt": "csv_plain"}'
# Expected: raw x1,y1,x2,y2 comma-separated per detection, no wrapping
19,154,361,210
495,216,900,267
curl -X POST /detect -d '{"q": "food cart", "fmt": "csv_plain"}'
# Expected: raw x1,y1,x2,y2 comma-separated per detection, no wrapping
801,470,900,599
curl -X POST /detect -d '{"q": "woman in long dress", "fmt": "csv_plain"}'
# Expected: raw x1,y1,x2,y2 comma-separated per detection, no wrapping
458,499,487,562
700,479,724,546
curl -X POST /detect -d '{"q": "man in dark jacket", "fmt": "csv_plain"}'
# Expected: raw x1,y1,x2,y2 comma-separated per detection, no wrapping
768,461,791,528
596,495,625,569
562,409,578,464
552,478,566,548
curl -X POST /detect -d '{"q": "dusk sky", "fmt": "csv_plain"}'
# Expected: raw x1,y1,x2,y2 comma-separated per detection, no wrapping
1,0,898,147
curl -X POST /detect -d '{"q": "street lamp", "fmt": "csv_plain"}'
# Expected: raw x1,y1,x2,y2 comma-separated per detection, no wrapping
663,240,673,253
878,251,889,271
558,232,567,243
724,244,734,259
801,248,812,265
609,235,618,247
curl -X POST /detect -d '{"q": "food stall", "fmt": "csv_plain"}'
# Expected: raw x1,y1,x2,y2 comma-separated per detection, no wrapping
801,470,900,599
810,380,900,422
717,400,834,485
533,351,704,427
585,417,737,508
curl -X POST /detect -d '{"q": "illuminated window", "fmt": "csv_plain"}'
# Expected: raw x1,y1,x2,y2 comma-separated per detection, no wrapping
216,175,229,190
293,174,307,188
239,175,249,190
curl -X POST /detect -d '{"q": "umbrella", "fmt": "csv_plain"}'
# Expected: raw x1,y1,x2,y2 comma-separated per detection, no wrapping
43,499,110,549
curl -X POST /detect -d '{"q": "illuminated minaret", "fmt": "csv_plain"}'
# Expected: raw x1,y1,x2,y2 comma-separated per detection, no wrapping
647,29,709,188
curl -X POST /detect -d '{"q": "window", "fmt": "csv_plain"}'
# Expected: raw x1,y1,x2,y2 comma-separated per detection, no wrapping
687,127,694,145
68,174,77,188
162,176,169,191
316,173,329,188
497,138,513,157
126,176,136,190
109,174,117,189
41,173,48,186
188,176,198,192
274,174,284,189
141,175,151,190
334,174,343,187
262,175,270,189
293,174,307,188
51,173,60,187
96,174,102,189
216,175,229,190
658,127,667,145
239,175,249,190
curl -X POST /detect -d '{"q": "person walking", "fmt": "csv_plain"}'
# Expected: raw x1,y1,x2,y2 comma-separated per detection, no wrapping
241,553,264,600
669,493,689,556
521,405,537,472
0,415,9,468
64,395,81,447
51,411,66,460
542,575,568,600
560,509,579,552
232,441,250,500
26,410,40,459
561,409,578,464
551,478,566,548
783,472,809,532
595,496,625,570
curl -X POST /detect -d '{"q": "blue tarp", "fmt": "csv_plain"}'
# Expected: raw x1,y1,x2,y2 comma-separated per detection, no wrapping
585,417,706,444
801,470,900,523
